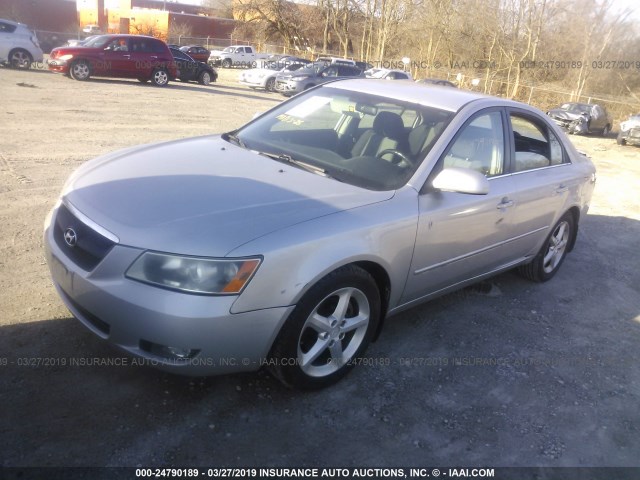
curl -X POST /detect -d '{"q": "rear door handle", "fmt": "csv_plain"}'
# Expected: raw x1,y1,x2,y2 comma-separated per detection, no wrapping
497,198,514,209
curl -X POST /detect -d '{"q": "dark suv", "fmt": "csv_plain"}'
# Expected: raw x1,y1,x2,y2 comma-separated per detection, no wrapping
48,34,177,86
275,63,364,96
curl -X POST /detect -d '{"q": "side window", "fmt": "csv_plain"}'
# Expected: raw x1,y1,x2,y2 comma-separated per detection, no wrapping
107,38,129,52
322,67,339,77
151,40,166,53
510,114,565,171
442,111,505,177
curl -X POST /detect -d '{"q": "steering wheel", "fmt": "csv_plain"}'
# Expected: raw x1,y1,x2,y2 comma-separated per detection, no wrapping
376,148,413,166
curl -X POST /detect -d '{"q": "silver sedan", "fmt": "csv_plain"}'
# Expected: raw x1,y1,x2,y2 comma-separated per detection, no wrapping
44,80,596,389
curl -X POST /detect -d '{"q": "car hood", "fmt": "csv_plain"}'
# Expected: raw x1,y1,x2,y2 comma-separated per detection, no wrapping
547,109,584,121
63,136,393,257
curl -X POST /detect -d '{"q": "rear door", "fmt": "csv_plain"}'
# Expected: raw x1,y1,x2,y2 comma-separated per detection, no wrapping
504,108,576,257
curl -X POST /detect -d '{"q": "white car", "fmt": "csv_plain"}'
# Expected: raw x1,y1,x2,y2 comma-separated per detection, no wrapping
239,58,310,92
365,68,413,80
0,18,44,69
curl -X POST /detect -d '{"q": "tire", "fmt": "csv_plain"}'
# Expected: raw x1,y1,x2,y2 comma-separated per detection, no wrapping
151,68,169,86
268,265,381,390
9,49,33,69
221,58,232,68
518,212,574,282
617,132,626,146
602,124,611,136
198,70,211,86
303,83,315,90
69,60,91,81
265,77,275,92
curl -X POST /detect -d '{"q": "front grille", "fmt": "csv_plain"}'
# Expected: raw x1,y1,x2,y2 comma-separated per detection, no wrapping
629,128,640,139
53,204,116,271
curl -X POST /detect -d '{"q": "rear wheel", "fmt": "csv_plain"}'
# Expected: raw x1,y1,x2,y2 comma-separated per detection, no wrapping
69,60,91,81
602,124,611,136
151,68,169,86
9,49,33,69
518,212,574,282
268,265,381,390
198,70,211,86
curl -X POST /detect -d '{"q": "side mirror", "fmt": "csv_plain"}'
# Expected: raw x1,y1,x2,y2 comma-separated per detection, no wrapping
432,167,490,195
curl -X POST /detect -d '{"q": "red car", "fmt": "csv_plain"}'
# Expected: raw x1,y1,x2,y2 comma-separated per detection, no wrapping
48,34,177,86
179,45,210,63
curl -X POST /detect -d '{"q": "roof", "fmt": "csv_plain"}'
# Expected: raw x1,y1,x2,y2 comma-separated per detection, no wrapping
327,79,497,112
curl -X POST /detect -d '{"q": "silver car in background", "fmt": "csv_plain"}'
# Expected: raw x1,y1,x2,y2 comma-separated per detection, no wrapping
44,80,596,389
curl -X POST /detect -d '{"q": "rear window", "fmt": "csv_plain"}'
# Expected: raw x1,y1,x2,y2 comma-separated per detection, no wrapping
0,22,17,33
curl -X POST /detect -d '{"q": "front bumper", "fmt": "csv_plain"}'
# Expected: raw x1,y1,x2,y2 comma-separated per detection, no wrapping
239,78,266,88
619,128,640,145
47,58,70,74
275,79,303,95
44,203,293,376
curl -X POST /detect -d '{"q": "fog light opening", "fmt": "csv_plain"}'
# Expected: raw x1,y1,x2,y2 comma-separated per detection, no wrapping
140,339,200,361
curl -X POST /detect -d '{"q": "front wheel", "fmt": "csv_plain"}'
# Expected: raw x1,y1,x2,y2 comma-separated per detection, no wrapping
69,60,91,81
518,212,574,282
617,132,627,146
151,68,169,86
268,265,381,389
602,124,611,136
265,77,275,92
221,58,232,68
198,70,211,86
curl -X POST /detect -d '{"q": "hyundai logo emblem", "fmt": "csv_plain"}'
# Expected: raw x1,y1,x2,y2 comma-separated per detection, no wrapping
64,227,78,247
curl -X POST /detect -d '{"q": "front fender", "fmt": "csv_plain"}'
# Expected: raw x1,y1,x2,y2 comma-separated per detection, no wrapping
228,188,419,314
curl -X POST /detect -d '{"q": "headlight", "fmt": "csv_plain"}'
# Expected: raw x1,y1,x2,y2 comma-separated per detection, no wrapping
59,54,74,61
291,75,309,81
126,252,261,295
620,121,629,132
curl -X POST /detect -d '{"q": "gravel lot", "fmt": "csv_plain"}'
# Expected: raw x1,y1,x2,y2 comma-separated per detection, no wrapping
1,66,639,472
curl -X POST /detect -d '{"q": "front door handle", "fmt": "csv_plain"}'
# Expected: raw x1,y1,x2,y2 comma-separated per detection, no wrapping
497,198,514,209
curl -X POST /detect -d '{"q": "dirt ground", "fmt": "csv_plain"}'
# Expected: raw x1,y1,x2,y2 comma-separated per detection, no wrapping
1,65,639,472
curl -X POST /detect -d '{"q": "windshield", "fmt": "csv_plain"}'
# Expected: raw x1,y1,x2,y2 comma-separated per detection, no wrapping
83,35,112,48
222,47,234,53
560,103,591,114
229,86,454,191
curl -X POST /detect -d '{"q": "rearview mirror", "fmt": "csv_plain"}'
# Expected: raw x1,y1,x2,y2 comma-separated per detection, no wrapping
432,167,490,195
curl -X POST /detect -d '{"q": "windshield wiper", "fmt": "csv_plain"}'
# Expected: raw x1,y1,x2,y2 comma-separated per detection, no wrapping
257,151,331,178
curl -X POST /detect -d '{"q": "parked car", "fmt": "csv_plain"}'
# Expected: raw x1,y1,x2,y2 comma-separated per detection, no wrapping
365,68,412,80
239,56,310,92
416,78,457,88
275,63,364,96
45,79,596,389
170,47,217,85
0,18,44,69
546,102,612,135
209,45,269,68
315,56,356,66
66,35,99,47
82,25,101,35
179,45,210,63
355,61,374,72
48,34,177,86
617,113,640,146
